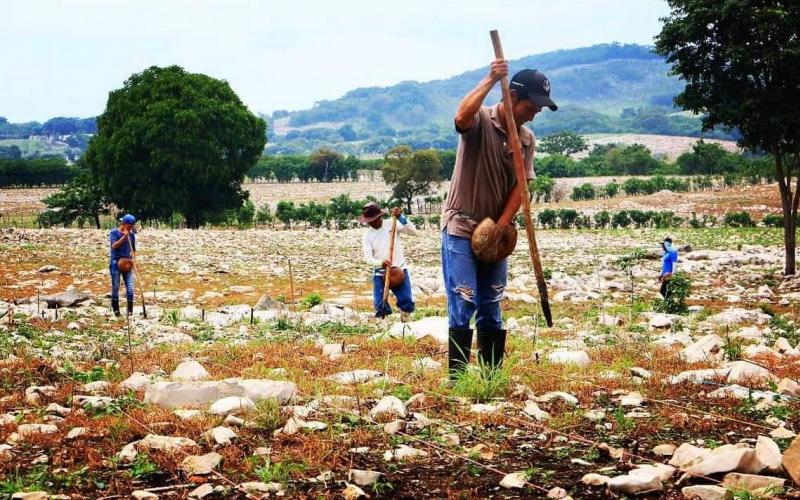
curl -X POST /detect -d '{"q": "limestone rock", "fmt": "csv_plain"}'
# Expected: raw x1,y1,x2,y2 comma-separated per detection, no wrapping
547,350,591,366
607,470,662,495
721,473,784,495
144,379,296,408
41,289,91,308
137,434,198,453
328,370,383,385
680,334,723,363
171,360,210,382
783,436,800,486
180,452,222,476
755,436,783,473
499,472,528,489
382,445,428,461
680,485,728,500
369,396,406,421
349,469,382,487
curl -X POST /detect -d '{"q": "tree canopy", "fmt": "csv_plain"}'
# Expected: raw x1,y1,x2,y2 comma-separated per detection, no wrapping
382,146,443,214
84,65,266,228
655,0,800,274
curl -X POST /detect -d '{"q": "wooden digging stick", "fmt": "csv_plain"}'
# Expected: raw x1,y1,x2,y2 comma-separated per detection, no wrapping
490,29,553,327
381,215,398,306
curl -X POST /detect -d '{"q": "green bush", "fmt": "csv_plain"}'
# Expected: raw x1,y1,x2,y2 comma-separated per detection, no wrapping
724,211,756,227
537,209,558,228
611,210,631,228
762,214,783,227
654,271,692,314
604,181,620,198
428,215,441,227
594,210,611,228
299,292,323,310
557,208,578,229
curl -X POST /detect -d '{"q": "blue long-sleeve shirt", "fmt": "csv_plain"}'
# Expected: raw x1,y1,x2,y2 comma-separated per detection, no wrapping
661,244,678,275
109,228,136,260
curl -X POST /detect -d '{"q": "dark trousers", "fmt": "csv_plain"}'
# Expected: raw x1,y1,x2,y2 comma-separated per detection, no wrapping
660,278,670,299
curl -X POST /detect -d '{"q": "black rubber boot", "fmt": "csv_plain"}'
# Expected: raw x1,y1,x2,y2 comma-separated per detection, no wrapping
448,328,473,380
111,299,121,317
477,329,507,370
126,301,134,317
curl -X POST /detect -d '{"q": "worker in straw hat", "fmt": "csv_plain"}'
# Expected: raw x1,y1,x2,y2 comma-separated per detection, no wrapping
109,213,137,317
360,202,416,322
441,61,557,378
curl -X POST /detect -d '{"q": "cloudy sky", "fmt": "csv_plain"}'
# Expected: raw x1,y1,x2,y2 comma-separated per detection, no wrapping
0,0,670,122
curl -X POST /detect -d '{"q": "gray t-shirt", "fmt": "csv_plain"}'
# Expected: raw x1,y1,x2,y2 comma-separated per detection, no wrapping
441,103,535,238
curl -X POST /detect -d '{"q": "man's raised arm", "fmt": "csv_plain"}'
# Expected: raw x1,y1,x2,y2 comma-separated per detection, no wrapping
454,58,508,132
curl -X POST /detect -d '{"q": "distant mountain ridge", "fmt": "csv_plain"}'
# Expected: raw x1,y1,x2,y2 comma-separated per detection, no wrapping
2,43,736,159
266,43,734,154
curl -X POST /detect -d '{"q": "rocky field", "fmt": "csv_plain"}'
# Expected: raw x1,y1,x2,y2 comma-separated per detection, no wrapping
1,220,799,499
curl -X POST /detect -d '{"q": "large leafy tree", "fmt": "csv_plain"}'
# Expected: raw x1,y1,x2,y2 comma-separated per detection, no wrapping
382,146,442,214
539,131,588,156
655,1,800,274
84,65,266,228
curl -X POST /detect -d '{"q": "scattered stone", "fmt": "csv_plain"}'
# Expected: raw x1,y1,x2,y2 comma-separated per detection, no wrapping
680,485,728,500
653,444,677,457
328,370,383,385
630,367,652,379
17,423,58,438
180,452,222,476
225,415,244,427
131,491,158,499
341,483,366,500
649,313,673,328
619,391,644,406
413,357,442,370
581,473,609,486
724,360,773,383
771,426,796,439
783,436,800,486
240,481,283,494
547,487,569,498
206,426,237,446
547,350,591,366
383,445,428,462
536,392,579,406
137,434,198,453
174,409,204,421
189,483,214,499
171,360,211,381
349,469,382,487
66,427,86,440
383,419,406,435
523,401,551,421
470,403,499,414
120,372,153,392
755,436,783,473
0,444,14,461
607,470,662,495
118,442,138,463
680,334,723,363
499,472,528,489
45,403,71,417
685,446,763,476
370,395,407,421
144,379,297,408
41,289,91,308
583,409,605,422
209,396,256,416
73,395,114,410
721,473,785,495
38,265,59,273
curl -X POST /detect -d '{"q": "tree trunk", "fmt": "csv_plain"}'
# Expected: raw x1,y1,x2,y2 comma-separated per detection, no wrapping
93,213,101,229
405,197,413,215
775,154,799,275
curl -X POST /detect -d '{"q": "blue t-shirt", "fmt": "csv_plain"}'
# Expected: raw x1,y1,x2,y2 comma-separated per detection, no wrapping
109,228,136,260
661,244,678,274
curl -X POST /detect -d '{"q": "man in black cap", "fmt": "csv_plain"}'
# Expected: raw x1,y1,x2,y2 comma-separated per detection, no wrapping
361,203,417,321
441,60,557,378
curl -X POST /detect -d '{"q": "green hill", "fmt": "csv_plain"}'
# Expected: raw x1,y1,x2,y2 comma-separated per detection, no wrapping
267,43,734,155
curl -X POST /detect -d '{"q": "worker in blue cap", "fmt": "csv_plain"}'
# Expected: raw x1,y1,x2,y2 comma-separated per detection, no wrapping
109,214,137,317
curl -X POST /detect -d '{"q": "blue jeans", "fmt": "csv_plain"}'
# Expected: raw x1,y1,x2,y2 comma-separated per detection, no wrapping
372,269,415,317
441,230,507,330
110,259,135,303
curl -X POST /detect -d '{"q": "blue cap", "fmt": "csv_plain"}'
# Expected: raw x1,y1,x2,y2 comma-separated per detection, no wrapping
120,214,136,225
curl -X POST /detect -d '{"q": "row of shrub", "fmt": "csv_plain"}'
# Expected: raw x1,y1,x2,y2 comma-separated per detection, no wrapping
0,158,77,187
531,209,783,230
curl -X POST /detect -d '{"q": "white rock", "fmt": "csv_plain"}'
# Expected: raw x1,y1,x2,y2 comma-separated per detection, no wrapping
206,426,237,446
383,420,406,435
536,392,579,406
45,403,71,417
349,469,382,486
547,350,591,366
685,447,763,476
180,452,222,476
210,396,256,416
328,370,383,385
653,444,676,457
120,372,152,392
649,313,673,328
171,360,211,381
581,473,609,486
680,485,728,500
770,426,796,439
173,409,204,421
619,391,644,407
669,443,710,468
240,481,283,494
131,492,159,500
631,463,675,482
523,401,551,421
413,357,442,370
66,427,86,440
755,436,783,473
341,484,366,500
583,409,605,422
382,445,428,461
708,308,771,326
725,361,774,383
189,483,215,499
385,316,449,343
777,377,800,396
118,442,138,463
680,334,724,363
369,396,406,420
17,424,58,438
137,434,198,453
144,379,297,408
470,403,499,414
499,472,528,489
607,471,662,495
73,395,114,410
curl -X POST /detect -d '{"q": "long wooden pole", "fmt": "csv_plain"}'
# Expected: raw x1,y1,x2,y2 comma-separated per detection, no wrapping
490,30,553,327
382,215,398,305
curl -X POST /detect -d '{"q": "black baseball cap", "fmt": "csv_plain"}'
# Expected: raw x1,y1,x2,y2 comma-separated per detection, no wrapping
510,69,557,111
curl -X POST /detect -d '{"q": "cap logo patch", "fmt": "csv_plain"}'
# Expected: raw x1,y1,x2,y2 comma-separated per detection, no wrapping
542,79,551,93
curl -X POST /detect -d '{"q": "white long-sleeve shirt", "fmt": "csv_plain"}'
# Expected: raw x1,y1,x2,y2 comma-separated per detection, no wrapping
362,217,416,271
